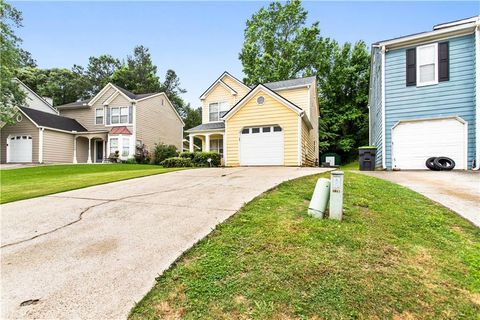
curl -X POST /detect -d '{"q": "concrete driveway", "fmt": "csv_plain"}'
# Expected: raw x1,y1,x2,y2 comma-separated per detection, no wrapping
1,167,329,319
360,171,479,227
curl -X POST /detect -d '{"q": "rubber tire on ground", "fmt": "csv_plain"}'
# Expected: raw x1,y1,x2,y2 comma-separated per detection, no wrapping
433,156,456,171
425,157,438,170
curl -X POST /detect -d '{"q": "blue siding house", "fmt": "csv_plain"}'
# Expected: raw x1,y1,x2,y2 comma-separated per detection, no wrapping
369,16,479,170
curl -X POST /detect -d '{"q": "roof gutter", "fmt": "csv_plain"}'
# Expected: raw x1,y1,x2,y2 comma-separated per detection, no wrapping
377,18,478,49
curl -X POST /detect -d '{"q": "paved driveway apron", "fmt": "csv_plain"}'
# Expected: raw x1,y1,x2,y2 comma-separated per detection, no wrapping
1,167,329,319
359,171,479,227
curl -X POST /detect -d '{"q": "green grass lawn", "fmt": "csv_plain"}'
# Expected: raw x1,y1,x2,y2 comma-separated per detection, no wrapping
0,164,184,204
130,172,480,319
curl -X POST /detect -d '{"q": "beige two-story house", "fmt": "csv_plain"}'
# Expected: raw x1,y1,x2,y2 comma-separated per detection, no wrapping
1,82,184,164
186,72,319,166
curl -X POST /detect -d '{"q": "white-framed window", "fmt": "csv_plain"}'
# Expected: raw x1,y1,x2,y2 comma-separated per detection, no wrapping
417,43,438,86
110,107,129,124
122,137,130,157
109,138,119,155
210,139,223,155
209,102,229,122
95,108,104,125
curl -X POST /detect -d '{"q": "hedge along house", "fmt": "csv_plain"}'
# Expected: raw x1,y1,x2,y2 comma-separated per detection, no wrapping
369,16,479,170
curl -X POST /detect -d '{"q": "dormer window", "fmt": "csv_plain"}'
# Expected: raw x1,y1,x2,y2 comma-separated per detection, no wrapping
209,102,229,122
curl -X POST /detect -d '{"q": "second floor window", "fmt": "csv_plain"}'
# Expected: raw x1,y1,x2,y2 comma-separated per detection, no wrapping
111,107,129,124
209,102,229,122
95,108,104,125
417,43,437,86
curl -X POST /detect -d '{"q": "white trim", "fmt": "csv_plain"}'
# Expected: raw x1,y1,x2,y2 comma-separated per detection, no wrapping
208,101,230,122
132,104,137,156
223,121,228,165
94,107,104,125
297,116,302,166
381,46,386,169
6,136,9,163
88,83,134,107
38,128,44,163
109,106,130,125
222,85,303,121
14,78,59,114
200,80,237,100
433,16,479,30
272,84,314,91
378,18,477,49
475,24,480,169
391,115,466,129
199,72,250,100
416,43,439,87
103,91,119,106
16,107,39,128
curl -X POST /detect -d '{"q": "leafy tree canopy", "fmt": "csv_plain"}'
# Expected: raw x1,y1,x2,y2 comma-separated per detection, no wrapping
0,0,26,125
239,0,370,157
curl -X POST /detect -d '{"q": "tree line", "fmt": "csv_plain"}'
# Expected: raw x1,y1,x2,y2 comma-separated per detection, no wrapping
2,0,370,158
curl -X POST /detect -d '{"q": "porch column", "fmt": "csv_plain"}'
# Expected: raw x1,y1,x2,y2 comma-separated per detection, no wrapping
102,139,106,163
73,137,77,163
205,134,210,152
189,134,194,152
87,137,92,164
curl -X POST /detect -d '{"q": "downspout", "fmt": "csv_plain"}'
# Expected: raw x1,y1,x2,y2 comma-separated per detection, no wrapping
474,20,480,170
381,45,387,170
38,127,44,163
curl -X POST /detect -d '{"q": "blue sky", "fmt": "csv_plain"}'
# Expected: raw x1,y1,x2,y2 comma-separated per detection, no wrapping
12,1,479,106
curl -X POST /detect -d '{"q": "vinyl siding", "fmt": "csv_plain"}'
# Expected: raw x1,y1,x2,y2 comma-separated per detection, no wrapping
136,95,183,152
202,83,237,124
21,86,57,114
0,116,39,163
225,90,299,166
58,86,125,131
75,137,89,163
384,34,476,169
302,120,315,166
369,47,383,168
222,75,250,98
43,130,74,163
276,87,310,115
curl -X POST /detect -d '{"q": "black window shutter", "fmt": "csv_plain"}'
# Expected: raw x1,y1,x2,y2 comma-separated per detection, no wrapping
438,42,449,82
406,48,416,86
128,106,133,124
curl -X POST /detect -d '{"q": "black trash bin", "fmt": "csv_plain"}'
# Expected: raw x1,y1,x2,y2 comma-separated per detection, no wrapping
358,146,377,171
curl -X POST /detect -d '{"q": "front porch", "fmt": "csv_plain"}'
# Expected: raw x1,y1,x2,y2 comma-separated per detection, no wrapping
73,132,108,164
188,131,225,155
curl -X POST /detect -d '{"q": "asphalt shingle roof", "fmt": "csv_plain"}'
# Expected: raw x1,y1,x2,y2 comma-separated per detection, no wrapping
20,107,88,132
56,99,90,109
263,76,316,91
186,122,225,132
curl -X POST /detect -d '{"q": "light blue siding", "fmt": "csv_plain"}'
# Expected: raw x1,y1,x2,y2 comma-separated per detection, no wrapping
368,47,383,168
384,34,476,169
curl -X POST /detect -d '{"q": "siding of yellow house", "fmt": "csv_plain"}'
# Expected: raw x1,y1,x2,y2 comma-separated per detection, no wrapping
225,90,299,166
202,83,236,124
222,75,250,98
276,87,310,116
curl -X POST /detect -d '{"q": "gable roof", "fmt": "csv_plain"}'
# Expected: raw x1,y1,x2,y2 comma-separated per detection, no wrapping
15,78,59,114
111,84,157,100
263,76,316,91
56,99,90,109
199,71,250,100
186,122,225,133
222,84,303,119
19,107,87,132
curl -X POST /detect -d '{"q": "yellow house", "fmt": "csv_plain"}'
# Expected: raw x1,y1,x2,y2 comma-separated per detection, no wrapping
186,72,319,166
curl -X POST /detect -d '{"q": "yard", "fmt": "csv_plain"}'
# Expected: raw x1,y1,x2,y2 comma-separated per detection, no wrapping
130,171,480,319
0,164,184,204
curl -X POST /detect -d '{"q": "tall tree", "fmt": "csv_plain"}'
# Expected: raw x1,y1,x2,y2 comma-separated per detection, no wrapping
19,48,37,68
111,45,161,93
0,0,26,125
160,69,187,116
84,54,121,95
182,104,202,132
239,0,370,158
239,0,331,85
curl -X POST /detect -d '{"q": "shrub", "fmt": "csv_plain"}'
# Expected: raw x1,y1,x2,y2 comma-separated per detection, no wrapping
193,152,221,167
179,152,195,160
160,157,193,168
153,143,178,165
135,143,150,164
124,158,137,164
108,150,120,163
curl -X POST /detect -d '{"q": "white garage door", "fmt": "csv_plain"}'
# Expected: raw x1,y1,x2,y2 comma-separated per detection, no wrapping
240,126,284,166
7,135,33,163
392,118,466,170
